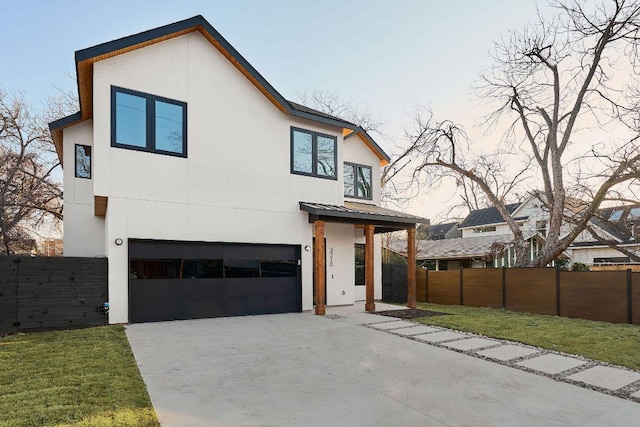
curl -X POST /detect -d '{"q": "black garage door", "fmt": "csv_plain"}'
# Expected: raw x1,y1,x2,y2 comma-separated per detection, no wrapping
128,240,301,323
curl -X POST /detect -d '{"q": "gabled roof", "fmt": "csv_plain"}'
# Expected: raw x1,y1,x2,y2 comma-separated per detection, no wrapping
49,15,390,166
459,203,523,229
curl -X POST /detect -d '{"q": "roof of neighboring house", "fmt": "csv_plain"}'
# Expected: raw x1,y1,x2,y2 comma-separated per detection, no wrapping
571,203,640,246
48,15,390,167
459,203,524,228
388,234,513,260
421,222,459,240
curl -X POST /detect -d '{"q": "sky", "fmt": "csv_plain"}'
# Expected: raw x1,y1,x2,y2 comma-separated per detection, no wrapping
1,0,548,221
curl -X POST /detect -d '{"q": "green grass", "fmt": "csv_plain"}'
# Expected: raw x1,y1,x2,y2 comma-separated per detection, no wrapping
0,326,158,427
415,303,640,371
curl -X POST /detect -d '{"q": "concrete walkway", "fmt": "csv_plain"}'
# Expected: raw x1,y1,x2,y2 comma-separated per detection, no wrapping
126,303,640,426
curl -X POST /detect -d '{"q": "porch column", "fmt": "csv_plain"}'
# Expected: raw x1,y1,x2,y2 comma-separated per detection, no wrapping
365,224,375,312
407,226,417,309
314,220,326,315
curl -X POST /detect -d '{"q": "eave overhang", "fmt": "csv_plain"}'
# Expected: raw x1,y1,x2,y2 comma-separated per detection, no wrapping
48,15,390,167
300,201,426,233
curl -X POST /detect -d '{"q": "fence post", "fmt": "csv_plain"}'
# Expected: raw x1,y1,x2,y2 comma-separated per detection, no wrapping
628,269,633,325
425,268,429,303
555,264,561,317
459,266,464,306
13,258,21,330
502,266,506,309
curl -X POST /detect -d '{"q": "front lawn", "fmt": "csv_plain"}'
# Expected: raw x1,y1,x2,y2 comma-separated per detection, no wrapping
415,303,640,371
0,326,158,427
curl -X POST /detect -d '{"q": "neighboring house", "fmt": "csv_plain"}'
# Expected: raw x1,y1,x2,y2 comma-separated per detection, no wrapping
49,16,424,324
417,222,461,240
569,204,640,268
394,197,640,270
387,196,555,269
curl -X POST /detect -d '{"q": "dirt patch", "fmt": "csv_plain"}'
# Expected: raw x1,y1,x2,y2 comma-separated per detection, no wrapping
375,308,451,320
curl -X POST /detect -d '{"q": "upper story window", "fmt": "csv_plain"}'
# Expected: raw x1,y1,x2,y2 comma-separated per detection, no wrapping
290,127,336,179
609,209,624,221
75,144,91,179
536,220,547,236
473,225,496,233
344,162,372,200
111,86,187,157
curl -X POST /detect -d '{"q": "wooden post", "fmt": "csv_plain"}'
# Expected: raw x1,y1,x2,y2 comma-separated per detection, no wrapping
407,226,417,309
314,220,326,315
365,224,375,312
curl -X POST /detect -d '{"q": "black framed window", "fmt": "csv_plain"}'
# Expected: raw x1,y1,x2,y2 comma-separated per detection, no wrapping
344,162,372,199
291,127,336,179
74,144,92,179
111,86,187,157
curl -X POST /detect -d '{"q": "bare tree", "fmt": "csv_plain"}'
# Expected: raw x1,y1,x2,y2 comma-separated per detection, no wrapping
0,89,67,254
405,0,640,266
296,90,384,136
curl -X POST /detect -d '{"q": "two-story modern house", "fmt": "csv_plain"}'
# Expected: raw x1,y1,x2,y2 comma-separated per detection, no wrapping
49,16,423,324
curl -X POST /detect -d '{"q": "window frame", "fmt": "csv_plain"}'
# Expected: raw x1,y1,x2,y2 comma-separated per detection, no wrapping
344,162,373,200
290,126,337,180
111,85,188,157
74,144,92,179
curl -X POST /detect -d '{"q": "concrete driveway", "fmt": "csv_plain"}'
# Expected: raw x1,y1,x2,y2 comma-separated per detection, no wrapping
126,307,640,426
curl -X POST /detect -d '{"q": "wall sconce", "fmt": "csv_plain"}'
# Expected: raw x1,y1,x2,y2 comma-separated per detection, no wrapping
304,245,311,251
114,238,124,246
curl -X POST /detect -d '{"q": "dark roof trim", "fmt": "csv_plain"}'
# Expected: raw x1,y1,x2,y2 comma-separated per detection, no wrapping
49,111,82,131
299,202,424,225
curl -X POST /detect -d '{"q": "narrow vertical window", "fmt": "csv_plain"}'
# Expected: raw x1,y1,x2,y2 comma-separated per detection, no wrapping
115,91,147,148
292,129,313,174
343,164,355,196
75,145,91,179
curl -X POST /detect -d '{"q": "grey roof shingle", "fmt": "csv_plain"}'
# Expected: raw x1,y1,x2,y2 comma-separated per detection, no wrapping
299,201,427,224
389,234,513,260
459,203,523,228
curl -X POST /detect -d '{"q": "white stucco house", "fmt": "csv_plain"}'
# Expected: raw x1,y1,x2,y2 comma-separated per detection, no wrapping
49,16,424,324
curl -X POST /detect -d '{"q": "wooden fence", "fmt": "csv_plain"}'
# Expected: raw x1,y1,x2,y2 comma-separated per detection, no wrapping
0,256,108,334
382,264,640,325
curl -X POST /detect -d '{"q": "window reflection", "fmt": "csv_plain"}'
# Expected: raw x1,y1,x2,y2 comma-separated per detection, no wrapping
292,130,313,173
155,100,184,153
316,136,335,177
344,164,355,196
115,92,147,147
75,145,91,179
130,258,297,279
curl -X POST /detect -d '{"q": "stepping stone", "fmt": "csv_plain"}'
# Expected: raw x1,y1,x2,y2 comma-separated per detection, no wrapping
567,366,640,391
632,390,640,399
443,337,497,351
393,325,440,336
414,331,467,343
477,345,539,361
516,354,587,375
370,320,413,330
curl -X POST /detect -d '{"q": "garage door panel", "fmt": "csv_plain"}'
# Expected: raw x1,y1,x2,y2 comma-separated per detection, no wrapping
129,241,300,323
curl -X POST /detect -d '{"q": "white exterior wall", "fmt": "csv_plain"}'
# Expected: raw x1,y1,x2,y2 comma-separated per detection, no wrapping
62,120,106,257
63,32,384,322
569,246,638,265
